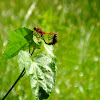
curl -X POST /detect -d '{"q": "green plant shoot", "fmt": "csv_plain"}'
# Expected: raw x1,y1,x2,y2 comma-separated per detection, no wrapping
1,27,57,100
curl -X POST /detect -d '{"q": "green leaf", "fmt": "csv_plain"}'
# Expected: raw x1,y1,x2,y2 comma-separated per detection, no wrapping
18,50,32,74
32,35,42,49
2,27,33,60
32,54,57,100
18,50,57,100
42,40,57,62
33,35,41,45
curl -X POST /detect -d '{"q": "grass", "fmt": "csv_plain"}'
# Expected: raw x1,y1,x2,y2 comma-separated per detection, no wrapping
0,0,100,100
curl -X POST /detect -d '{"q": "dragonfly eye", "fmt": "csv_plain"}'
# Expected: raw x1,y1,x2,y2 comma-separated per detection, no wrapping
34,27,37,30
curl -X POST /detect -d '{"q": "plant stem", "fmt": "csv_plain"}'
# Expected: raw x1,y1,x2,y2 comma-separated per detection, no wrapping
2,68,26,100
31,48,35,56
2,47,35,100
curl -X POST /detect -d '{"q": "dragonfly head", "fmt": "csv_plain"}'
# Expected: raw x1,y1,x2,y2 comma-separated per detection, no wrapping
34,27,37,30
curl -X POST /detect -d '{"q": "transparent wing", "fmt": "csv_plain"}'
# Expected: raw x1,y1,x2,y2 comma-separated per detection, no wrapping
43,34,54,43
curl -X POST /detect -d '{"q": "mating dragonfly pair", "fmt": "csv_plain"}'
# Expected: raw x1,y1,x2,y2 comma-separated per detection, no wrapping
34,27,57,45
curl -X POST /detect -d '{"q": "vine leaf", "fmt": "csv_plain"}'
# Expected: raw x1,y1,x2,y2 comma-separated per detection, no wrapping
18,50,57,100
2,27,33,60
42,40,57,64
42,40,54,58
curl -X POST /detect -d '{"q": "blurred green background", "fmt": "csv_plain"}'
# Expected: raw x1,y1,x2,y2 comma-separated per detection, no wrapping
0,0,100,100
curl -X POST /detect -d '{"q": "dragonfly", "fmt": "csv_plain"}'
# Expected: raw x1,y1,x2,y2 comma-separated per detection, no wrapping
34,27,57,45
